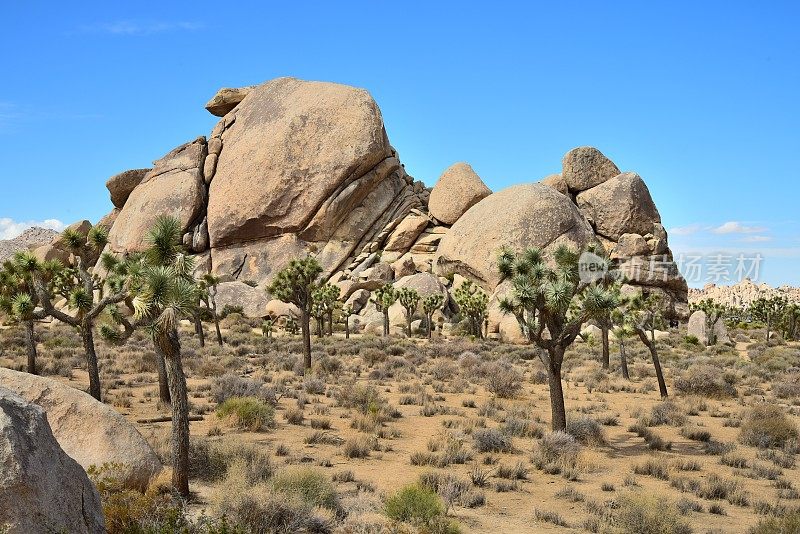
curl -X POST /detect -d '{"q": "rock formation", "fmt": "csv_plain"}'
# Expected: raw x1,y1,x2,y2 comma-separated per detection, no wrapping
0,388,105,533
689,278,800,308
0,368,162,491
0,226,58,263
98,77,688,329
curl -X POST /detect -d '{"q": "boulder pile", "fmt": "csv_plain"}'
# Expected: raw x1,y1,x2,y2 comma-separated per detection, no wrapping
96,77,688,334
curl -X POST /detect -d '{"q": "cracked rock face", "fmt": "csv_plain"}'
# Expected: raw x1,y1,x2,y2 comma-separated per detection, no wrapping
0,387,105,534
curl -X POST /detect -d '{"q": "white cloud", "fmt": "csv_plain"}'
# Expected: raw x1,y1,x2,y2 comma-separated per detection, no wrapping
0,218,66,240
712,221,767,235
79,20,204,36
669,224,702,236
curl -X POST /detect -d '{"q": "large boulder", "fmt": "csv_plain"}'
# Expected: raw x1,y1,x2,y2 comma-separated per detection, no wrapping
207,77,394,248
434,183,598,289
0,388,105,533
109,138,206,252
540,173,568,195
687,309,729,345
0,368,162,491
215,281,269,317
106,168,149,209
384,213,429,252
576,172,660,240
562,146,620,193
428,163,491,225
205,85,256,117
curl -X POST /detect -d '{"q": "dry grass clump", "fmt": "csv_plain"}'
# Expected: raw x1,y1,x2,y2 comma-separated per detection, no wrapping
418,471,486,509
216,397,275,431
482,360,523,398
384,484,460,532
472,428,513,453
674,364,737,398
566,415,605,445
532,431,580,477
211,373,276,405
740,404,799,449
614,493,692,534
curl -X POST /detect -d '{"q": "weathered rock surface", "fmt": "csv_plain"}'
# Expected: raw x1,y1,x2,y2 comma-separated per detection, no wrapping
540,173,568,195
428,163,491,225
215,281,269,317
576,172,660,240
106,168,150,209
687,309,730,345
0,368,162,491
562,146,620,192
0,387,105,533
0,227,59,263
109,138,206,252
384,214,429,251
205,85,255,116
435,183,598,289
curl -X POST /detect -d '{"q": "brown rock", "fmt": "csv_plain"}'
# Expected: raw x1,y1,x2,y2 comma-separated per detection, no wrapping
435,183,598,289
612,233,650,258
428,163,491,225
215,281,268,318
106,168,149,209
108,138,206,252
384,214,429,252
562,146,620,192
576,172,661,240
0,388,105,533
541,173,568,195
205,85,255,117
391,255,416,278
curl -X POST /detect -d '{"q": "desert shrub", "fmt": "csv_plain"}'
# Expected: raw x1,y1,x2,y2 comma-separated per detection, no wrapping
674,365,737,398
216,397,275,431
534,509,569,527
532,431,580,474
644,401,688,427
385,484,451,528
473,428,513,453
211,373,276,405
271,467,339,512
751,511,800,533
483,361,523,398
336,382,383,414
680,425,711,442
188,439,273,484
303,375,327,395
632,458,670,480
615,493,692,534
344,435,376,458
418,471,485,510
740,404,799,448
284,406,305,425
566,415,605,445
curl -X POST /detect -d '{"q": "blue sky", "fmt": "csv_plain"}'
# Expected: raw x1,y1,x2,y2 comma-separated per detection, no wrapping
1,1,797,287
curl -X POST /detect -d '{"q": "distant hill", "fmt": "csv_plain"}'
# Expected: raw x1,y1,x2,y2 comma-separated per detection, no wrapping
0,227,59,263
689,278,800,307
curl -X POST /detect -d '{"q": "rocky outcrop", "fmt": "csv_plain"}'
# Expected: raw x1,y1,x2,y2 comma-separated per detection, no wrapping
434,183,599,289
205,85,255,117
216,281,269,317
106,168,149,209
0,388,105,533
109,137,207,252
0,368,162,491
689,279,800,308
0,227,59,263
562,146,620,193
428,163,491,225
688,309,730,345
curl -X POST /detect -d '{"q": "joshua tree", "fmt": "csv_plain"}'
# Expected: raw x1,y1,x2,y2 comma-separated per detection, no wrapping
261,318,274,338
397,287,420,337
199,274,224,346
310,282,338,337
783,303,800,341
339,305,353,339
27,226,130,400
611,309,632,380
498,245,619,431
453,280,488,338
750,295,789,342
268,256,322,370
284,315,299,336
371,283,397,337
691,298,727,345
422,293,445,339
627,293,669,398
310,289,327,339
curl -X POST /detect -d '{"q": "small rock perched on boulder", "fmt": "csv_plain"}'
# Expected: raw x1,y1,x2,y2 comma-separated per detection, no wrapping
428,162,491,225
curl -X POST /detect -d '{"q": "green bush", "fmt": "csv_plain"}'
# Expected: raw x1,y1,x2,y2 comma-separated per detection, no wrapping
385,484,445,524
740,404,799,448
216,397,275,431
271,467,339,511
616,493,692,534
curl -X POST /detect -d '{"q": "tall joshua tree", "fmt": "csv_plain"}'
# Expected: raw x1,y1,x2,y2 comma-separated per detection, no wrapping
103,216,199,497
453,279,488,338
750,295,788,343
498,245,619,431
783,303,800,341
28,225,130,400
611,308,632,380
422,293,445,339
371,284,397,337
397,287,420,337
627,293,669,398
268,256,322,371
199,273,224,346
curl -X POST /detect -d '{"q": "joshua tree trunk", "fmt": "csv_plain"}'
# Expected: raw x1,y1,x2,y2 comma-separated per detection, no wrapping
81,325,102,401
316,318,324,339
619,338,630,380
545,346,567,431
426,314,433,339
637,329,667,398
193,311,205,348
344,316,350,339
766,317,772,342
210,295,223,346
156,327,190,498
300,308,312,370
406,312,413,338
22,319,37,375
154,343,171,404
327,313,333,336
600,325,610,370
382,310,390,337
